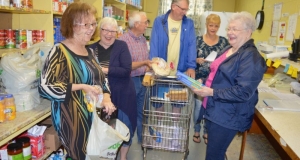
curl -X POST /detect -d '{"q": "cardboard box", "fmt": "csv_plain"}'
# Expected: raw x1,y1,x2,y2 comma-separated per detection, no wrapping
44,125,61,152
40,117,53,125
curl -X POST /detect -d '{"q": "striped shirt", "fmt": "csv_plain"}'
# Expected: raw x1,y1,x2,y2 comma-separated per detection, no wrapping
119,29,148,77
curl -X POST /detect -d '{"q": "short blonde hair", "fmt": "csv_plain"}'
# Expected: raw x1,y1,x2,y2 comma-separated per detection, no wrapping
229,11,256,32
206,14,221,25
99,17,118,30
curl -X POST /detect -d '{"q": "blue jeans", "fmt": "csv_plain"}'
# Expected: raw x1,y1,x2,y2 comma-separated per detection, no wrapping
132,76,146,144
194,96,206,134
205,120,238,160
118,109,133,146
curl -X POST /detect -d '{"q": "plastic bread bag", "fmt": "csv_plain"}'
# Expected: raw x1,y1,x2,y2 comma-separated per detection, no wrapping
151,57,171,76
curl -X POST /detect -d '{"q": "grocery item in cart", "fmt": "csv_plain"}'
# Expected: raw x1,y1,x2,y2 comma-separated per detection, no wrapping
151,57,171,76
166,88,188,102
142,72,155,86
148,126,162,143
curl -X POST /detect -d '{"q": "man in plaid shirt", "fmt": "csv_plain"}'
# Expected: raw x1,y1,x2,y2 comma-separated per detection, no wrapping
119,11,151,145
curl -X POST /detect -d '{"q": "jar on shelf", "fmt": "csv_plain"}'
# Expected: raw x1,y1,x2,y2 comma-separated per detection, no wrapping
7,143,24,160
0,96,5,122
5,94,16,121
16,136,32,160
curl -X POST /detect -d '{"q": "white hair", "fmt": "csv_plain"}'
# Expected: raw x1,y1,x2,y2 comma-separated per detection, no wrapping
99,17,118,30
128,11,147,28
229,11,256,32
172,0,189,5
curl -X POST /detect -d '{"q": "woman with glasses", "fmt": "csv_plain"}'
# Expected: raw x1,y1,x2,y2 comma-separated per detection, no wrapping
38,3,116,159
89,17,137,160
193,14,229,144
192,12,267,160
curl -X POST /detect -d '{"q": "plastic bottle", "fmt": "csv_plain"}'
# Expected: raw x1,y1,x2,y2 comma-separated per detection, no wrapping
5,94,16,121
16,136,32,160
0,96,5,122
7,143,23,160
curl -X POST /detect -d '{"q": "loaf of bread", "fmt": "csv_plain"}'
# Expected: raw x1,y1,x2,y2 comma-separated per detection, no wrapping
166,89,188,101
151,57,170,76
142,72,155,86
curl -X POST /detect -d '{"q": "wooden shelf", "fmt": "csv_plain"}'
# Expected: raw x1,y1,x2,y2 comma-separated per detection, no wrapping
0,6,51,14
0,48,27,57
0,99,51,147
53,11,63,16
117,20,125,23
126,3,141,10
104,0,125,5
37,149,53,160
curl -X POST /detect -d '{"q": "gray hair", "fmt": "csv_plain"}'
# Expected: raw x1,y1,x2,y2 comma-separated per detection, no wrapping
229,11,256,32
128,11,147,28
99,17,118,30
171,0,189,5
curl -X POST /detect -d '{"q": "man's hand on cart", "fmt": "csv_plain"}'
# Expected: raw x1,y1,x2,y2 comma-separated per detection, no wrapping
101,93,116,115
145,60,153,72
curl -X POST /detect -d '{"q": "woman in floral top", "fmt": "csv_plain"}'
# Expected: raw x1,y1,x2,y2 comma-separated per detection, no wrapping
193,14,229,144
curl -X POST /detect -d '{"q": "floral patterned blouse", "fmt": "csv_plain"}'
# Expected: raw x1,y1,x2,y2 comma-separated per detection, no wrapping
195,35,229,80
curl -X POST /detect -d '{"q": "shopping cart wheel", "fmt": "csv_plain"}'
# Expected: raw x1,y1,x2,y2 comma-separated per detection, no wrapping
183,149,189,160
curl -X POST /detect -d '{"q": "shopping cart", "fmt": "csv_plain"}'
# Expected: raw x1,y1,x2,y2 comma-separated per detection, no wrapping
142,77,193,160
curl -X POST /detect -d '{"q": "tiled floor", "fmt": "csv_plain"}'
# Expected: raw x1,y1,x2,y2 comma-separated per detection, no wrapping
121,122,281,160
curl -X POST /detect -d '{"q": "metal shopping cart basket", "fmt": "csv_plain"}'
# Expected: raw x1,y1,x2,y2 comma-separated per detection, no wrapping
142,76,193,160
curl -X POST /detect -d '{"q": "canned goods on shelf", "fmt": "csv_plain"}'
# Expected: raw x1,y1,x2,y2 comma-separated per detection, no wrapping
4,29,16,49
0,29,5,49
33,30,46,44
15,29,27,49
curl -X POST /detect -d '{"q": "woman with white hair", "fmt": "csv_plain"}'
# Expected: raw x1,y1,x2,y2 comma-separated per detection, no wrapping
89,17,137,160
192,11,267,159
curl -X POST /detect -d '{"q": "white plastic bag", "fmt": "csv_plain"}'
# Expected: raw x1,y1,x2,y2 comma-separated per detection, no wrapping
86,107,130,159
0,52,41,111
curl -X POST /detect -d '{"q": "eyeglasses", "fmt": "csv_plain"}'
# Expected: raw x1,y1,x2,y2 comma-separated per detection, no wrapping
75,22,98,29
101,28,118,35
174,4,189,12
226,28,245,33
139,20,149,25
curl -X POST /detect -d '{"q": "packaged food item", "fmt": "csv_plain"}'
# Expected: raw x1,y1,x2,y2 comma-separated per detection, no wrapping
0,96,5,122
151,57,171,76
149,126,161,143
142,72,155,86
7,143,23,160
84,85,103,112
16,137,32,160
176,71,204,89
5,94,16,121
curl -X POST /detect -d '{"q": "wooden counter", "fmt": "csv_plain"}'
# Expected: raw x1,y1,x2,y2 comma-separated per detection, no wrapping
255,92,300,160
